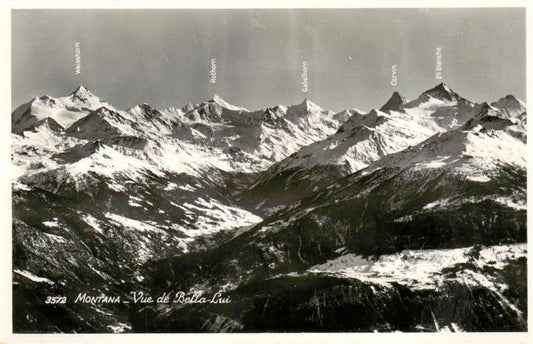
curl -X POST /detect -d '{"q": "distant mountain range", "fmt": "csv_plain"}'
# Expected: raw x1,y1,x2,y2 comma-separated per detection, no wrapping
12,83,527,332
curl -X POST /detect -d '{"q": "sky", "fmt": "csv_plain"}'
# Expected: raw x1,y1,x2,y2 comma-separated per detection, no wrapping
12,8,525,112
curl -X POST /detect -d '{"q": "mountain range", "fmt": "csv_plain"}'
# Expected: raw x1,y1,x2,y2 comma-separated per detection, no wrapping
11,83,527,332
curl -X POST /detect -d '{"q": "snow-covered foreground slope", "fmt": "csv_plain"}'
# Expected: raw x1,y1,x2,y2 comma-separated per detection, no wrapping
308,243,527,290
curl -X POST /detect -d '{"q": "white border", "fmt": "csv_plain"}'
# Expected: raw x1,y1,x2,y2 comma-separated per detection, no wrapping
1,1,531,343
3,0,532,9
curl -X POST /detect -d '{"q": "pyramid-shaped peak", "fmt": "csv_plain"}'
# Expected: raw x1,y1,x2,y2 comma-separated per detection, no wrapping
391,91,403,97
74,84,89,92
291,98,323,112
426,82,451,93
71,85,95,97
380,91,407,113
69,85,105,109
422,83,458,101
434,82,451,91
491,94,526,110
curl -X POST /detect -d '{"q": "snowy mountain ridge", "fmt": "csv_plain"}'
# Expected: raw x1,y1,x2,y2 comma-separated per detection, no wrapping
11,83,528,333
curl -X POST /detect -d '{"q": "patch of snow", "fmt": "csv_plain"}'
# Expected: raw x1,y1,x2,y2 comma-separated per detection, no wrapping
179,197,262,238
104,213,166,234
82,214,104,234
14,269,54,285
177,184,196,192
43,232,67,243
465,175,491,182
493,196,526,210
164,183,177,191
42,220,58,228
108,184,127,192
107,323,131,333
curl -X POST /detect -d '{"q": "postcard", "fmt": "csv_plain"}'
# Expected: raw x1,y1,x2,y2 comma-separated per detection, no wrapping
2,2,530,343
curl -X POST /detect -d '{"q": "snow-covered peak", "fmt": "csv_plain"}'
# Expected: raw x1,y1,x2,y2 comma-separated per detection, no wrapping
422,83,458,101
12,87,111,134
491,95,526,115
68,85,103,107
32,117,65,133
302,98,322,111
129,103,162,116
462,103,522,133
70,84,93,97
336,109,376,133
402,84,475,130
380,91,407,113
210,94,249,112
77,106,132,126
302,98,320,108
66,106,141,144
286,99,324,116
404,83,470,108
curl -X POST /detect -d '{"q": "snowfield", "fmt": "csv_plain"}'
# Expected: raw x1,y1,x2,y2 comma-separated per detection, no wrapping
308,243,527,291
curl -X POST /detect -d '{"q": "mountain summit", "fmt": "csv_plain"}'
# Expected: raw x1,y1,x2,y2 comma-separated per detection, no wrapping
490,94,526,118
70,84,93,97
11,85,111,134
379,91,407,113
287,98,323,115
421,83,462,102
210,94,249,112
69,85,103,107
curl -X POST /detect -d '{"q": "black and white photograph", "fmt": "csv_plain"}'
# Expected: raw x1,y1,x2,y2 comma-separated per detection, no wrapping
3,2,530,341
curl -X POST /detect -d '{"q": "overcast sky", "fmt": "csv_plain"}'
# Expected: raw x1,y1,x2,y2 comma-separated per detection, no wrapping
12,8,525,112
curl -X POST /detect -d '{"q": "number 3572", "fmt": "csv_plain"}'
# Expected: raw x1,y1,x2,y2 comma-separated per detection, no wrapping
45,296,66,304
